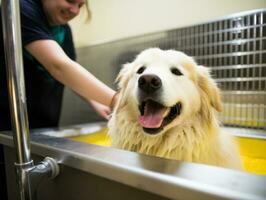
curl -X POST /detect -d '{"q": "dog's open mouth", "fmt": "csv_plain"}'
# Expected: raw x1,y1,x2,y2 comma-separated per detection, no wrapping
138,100,182,134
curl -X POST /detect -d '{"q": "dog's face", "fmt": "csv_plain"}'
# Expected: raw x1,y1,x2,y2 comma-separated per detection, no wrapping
116,48,222,136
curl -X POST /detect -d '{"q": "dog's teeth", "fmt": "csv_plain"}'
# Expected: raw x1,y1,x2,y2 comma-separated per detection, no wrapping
163,108,171,117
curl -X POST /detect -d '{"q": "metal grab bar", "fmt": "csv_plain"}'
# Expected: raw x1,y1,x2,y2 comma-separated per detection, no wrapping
1,0,59,199
1,0,31,166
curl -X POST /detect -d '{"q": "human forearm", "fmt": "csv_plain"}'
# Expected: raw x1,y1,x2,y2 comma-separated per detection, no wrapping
25,40,116,106
53,59,115,106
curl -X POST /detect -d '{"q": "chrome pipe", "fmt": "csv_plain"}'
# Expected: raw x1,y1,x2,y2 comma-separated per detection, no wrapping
1,0,31,164
1,0,33,199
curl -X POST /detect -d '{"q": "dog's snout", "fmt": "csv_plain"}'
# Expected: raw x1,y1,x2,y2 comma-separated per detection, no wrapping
138,74,162,93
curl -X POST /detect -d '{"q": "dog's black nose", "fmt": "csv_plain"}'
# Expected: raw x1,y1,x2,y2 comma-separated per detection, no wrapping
138,74,162,93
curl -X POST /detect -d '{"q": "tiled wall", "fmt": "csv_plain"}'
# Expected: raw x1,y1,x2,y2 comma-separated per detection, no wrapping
60,9,266,130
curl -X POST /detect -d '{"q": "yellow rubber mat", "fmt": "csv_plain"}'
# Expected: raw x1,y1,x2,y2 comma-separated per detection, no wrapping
69,129,266,176
69,128,111,147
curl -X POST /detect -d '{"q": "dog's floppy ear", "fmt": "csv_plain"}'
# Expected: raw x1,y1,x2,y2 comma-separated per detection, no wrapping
114,63,134,111
116,63,133,90
197,65,223,112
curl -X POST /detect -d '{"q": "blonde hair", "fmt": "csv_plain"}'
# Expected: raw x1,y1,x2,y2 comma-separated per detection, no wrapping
81,0,92,22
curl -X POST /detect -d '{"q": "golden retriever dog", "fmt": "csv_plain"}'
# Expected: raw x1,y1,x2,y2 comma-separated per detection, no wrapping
108,48,242,169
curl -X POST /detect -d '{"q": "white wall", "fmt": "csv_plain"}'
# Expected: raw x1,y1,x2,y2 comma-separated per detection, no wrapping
69,0,266,47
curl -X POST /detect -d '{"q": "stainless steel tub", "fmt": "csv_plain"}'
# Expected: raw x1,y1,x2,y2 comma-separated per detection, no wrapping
0,123,266,200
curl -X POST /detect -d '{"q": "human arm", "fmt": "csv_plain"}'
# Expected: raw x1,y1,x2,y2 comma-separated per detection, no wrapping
89,100,111,120
25,39,116,107
89,90,119,119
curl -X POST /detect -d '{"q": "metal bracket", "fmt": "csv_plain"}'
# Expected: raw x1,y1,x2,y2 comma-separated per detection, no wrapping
15,157,60,199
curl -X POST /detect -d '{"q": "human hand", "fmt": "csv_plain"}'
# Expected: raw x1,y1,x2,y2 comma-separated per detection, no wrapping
89,100,111,120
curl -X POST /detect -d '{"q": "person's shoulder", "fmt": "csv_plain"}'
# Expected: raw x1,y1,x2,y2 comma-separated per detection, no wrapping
20,0,51,45
20,0,47,26
20,0,40,7
20,0,43,16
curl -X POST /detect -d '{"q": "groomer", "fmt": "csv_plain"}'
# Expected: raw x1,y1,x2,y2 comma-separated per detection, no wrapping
0,0,118,131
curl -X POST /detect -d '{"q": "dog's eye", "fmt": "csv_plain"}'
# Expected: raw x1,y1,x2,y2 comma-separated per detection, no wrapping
137,66,146,74
171,67,183,76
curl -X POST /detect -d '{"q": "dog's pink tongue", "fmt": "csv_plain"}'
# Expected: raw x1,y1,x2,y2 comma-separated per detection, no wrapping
138,101,166,128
